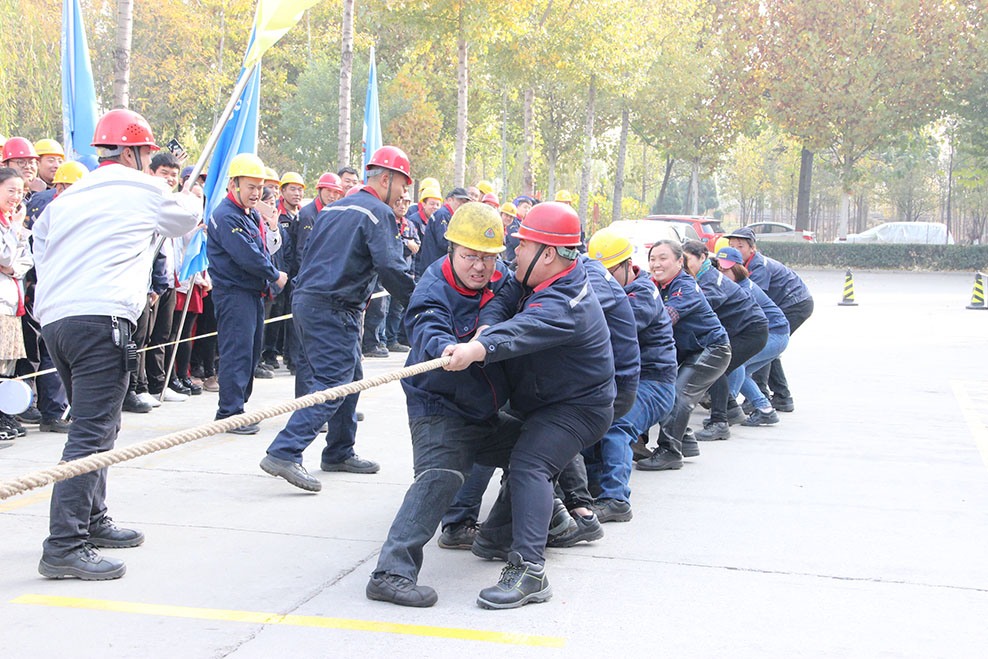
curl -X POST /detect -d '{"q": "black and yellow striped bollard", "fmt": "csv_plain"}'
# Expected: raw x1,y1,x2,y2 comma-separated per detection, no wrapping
838,269,858,307
966,272,987,310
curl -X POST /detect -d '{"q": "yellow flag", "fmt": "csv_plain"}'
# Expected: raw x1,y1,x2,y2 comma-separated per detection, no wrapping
244,0,321,66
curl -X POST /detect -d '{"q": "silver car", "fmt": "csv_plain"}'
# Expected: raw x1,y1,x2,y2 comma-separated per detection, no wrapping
744,222,815,242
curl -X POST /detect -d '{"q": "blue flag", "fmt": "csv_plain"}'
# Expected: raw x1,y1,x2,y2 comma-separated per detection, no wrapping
61,0,99,161
179,32,261,282
362,46,382,182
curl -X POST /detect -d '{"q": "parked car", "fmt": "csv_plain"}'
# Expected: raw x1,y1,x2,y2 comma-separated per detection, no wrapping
606,220,696,270
841,221,954,245
644,215,724,250
743,222,815,242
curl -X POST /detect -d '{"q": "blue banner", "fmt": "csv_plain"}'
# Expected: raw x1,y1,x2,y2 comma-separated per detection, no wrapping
361,46,382,181
61,0,99,161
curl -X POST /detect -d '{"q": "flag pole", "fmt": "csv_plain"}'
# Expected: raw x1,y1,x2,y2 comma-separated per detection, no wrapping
158,268,201,401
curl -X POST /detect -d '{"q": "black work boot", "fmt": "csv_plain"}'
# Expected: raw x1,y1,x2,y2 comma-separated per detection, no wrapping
438,521,478,550
39,545,126,580
696,421,730,441
591,498,633,523
681,428,700,458
260,455,322,492
472,528,511,561
637,438,684,470
89,516,145,548
743,409,780,426
366,573,438,608
772,394,795,412
549,498,577,537
547,511,604,547
477,551,552,609
726,404,746,426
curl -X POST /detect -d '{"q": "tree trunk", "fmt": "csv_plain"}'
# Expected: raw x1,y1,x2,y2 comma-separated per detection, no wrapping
657,155,673,213
577,74,596,227
211,6,226,124
795,147,813,231
337,0,354,169
547,146,558,198
945,126,954,243
453,10,468,188
112,0,133,109
612,107,630,224
501,92,508,200
522,89,534,196
689,159,700,215
641,143,647,204
838,155,853,240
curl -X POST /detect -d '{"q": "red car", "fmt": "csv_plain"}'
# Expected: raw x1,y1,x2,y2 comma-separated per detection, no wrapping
643,215,725,251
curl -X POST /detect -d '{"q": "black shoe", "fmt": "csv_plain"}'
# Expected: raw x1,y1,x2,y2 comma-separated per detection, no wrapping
227,422,260,435
547,512,604,547
681,428,700,457
698,394,711,410
88,516,145,548
772,395,795,412
636,447,684,471
288,366,297,375
386,342,410,353
190,365,205,379
39,417,71,433
366,573,438,608
742,409,781,426
631,432,652,461
591,498,633,523
356,412,365,422
696,421,730,441
122,392,152,414
168,379,192,396
742,399,756,415
15,407,41,424
320,455,380,473
471,530,511,561
477,551,552,609
549,498,577,537
260,455,322,492
253,365,274,379
179,377,202,395
438,522,478,550
39,545,126,581
0,413,26,437
363,346,389,358
263,356,280,370
726,405,746,426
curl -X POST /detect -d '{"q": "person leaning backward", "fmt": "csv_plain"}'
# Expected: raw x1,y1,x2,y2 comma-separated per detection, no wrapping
31,109,201,580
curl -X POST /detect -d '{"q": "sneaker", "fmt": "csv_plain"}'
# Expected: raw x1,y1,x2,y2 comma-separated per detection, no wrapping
179,377,202,395
366,573,438,608
742,409,780,426
15,407,41,424
160,388,188,403
39,417,71,433
39,544,126,581
137,392,162,408
253,365,274,379
547,512,604,547
681,428,700,457
477,551,551,610
386,342,410,353
320,455,380,474
202,375,219,392
438,522,478,550
549,498,577,537
122,391,152,413
471,530,511,561
0,413,26,437
363,346,389,358
0,425,16,442
696,421,730,441
772,395,795,413
636,447,684,471
259,454,322,492
88,516,144,548
168,379,192,396
591,498,633,523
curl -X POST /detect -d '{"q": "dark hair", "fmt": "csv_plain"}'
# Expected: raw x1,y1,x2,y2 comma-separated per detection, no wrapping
682,240,708,259
150,152,181,172
647,238,683,261
260,186,276,202
0,167,23,186
338,166,358,177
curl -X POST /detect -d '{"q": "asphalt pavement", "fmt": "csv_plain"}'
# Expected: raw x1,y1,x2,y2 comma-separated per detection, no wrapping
1,268,987,657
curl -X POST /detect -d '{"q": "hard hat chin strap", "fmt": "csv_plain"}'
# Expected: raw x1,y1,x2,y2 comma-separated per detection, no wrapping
131,146,143,173
521,243,547,289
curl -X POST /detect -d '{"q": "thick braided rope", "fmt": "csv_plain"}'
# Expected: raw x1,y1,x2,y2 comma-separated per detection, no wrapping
0,357,450,500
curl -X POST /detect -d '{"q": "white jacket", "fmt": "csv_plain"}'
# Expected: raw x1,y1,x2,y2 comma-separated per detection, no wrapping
0,217,32,316
33,163,202,326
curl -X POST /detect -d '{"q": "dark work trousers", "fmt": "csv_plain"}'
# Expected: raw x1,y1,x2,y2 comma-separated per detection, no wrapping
374,413,519,582
16,300,68,418
754,297,814,400
145,288,176,395
191,295,217,378
128,296,154,395
168,309,199,380
658,344,732,457
41,315,130,557
267,296,361,464
384,296,406,347
263,287,293,366
362,295,387,352
213,286,264,419
480,402,613,565
442,464,497,529
709,322,768,423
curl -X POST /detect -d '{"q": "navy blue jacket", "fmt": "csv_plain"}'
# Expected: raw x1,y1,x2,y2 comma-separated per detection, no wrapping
478,258,616,414
583,256,640,394
207,195,279,294
503,218,521,263
659,269,729,356
271,203,297,275
25,188,57,227
150,252,170,296
292,197,326,277
745,251,812,312
293,188,414,311
696,264,767,337
624,268,678,384
402,257,511,422
415,203,452,277
741,278,789,334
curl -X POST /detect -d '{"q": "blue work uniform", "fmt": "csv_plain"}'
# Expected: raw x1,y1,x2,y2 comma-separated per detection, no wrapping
207,194,281,420
25,188,57,227
503,218,521,263
292,197,325,278
744,251,812,313
659,269,729,360
266,187,415,466
695,265,767,338
262,203,297,364
415,203,452,278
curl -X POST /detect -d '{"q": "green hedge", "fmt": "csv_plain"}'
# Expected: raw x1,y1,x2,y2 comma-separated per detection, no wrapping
756,242,988,271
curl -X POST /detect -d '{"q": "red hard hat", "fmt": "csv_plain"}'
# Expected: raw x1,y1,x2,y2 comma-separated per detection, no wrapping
512,201,582,247
316,172,344,193
91,109,160,150
345,185,362,197
481,192,500,208
366,145,411,182
2,137,39,162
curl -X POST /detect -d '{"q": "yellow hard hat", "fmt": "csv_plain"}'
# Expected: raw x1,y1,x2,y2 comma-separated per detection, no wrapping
52,160,88,185
713,236,730,254
419,185,442,203
229,153,267,180
445,202,505,254
588,227,633,269
34,139,65,158
554,189,573,204
420,177,440,191
499,202,517,218
264,167,280,183
477,180,494,196
280,171,305,189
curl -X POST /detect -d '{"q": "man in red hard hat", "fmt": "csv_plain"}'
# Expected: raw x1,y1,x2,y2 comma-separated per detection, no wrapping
1,137,39,198
32,108,201,580
442,201,616,609
260,146,415,491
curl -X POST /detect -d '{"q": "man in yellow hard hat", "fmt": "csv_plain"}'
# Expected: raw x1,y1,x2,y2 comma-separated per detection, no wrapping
499,202,520,261
207,153,288,434
262,167,280,195
368,202,518,608
26,161,87,225
476,180,494,196
407,185,442,278
33,139,65,192
554,189,574,205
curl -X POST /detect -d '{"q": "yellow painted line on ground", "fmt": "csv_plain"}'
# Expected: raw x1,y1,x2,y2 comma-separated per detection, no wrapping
10,594,565,648
0,489,51,512
951,381,988,472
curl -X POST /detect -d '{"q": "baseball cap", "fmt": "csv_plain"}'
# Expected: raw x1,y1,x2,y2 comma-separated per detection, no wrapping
715,246,744,268
723,227,756,242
